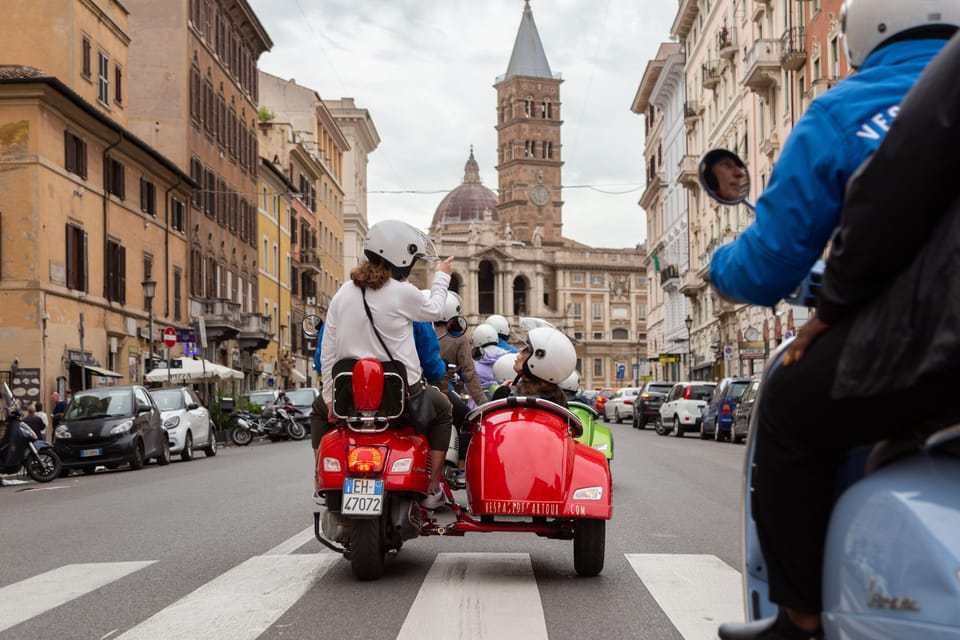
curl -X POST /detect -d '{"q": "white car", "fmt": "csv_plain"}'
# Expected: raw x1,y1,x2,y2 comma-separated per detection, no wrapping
602,387,640,423
657,382,716,437
149,387,217,461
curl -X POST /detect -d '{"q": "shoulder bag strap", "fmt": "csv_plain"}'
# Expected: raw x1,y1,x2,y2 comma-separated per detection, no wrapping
361,288,396,362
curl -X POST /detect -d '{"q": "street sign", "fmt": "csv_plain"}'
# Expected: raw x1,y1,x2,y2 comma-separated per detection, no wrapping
163,326,177,348
616,364,626,379
176,328,197,342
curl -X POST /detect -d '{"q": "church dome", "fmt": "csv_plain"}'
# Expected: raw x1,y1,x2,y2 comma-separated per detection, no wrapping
431,149,499,227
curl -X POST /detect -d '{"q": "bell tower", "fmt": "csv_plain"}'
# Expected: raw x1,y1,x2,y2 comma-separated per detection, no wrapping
495,0,563,246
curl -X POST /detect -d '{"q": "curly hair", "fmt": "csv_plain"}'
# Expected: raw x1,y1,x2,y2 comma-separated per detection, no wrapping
350,259,393,290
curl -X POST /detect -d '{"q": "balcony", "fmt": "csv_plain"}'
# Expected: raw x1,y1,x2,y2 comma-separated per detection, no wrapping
752,0,772,21
759,132,780,159
678,154,700,190
238,312,273,352
200,298,242,342
743,39,781,93
659,264,681,291
805,76,839,101
679,270,707,297
780,27,807,71
683,101,700,131
299,249,322,274
702,61,722,90
713,297,736,318
640,171,666,210
718,26,737,60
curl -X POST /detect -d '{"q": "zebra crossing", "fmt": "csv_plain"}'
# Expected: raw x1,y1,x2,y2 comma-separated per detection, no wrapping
0,526,745,640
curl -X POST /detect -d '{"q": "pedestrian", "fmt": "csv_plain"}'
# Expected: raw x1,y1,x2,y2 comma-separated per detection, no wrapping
714,4,960,639
22,403,45,440
34,402,49,434
51,391,68,428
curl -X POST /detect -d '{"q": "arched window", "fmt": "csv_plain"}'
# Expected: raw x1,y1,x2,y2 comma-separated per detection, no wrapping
513,275,528,315
478,260,496,315
524,97,534,117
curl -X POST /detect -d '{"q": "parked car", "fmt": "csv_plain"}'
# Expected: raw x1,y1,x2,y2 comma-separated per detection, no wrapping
731,378,760,444
149,387,216,460
657,382,717,437
594,389,615,414
602,387,640,423
700,377,753,442
246,390,279,409
632,381,675,429
54,385,169,473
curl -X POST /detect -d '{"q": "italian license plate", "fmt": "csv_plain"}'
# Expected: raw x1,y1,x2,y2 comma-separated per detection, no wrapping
79,448,103,458
342,478,384,516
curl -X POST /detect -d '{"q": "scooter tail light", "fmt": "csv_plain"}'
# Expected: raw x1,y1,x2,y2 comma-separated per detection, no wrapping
347,445,387,474
352,358,385,412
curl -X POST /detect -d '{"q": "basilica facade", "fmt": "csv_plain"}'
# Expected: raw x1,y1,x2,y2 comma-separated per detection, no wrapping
415,2,647,390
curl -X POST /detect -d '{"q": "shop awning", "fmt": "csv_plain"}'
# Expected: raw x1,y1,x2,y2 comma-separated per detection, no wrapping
71,362,124,378
289,369,307,383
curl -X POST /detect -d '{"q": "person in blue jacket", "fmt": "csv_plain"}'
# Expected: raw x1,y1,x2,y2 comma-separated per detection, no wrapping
485,314,518,354
310,317,445,454
714,4,960,640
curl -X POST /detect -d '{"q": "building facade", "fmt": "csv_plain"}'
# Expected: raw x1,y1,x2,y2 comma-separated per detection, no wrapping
0,1,196,400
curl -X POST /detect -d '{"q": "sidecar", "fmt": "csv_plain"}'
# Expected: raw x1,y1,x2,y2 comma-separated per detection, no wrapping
454,396,612,576
568,401,614,463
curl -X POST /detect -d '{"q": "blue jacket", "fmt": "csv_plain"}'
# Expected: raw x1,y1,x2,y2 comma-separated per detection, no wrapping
313,321,445,383
710,40,949,307
497,337,518,354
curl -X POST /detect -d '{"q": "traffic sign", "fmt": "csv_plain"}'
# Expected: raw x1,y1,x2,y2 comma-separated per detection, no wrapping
163,326,177,348
616,364,626,379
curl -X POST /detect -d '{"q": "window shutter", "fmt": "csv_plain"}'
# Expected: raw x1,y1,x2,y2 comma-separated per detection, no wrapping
66,224,76,289
79,139,88,179
64,131,74,173
119,245,126,304
82,230,89,292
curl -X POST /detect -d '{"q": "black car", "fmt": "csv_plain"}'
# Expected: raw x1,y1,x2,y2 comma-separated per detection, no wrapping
731,378,760,444
632,381,675,429
54,385,170,474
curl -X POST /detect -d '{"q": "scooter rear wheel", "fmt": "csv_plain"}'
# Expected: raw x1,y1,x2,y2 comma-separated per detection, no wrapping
350,518,385,581
573,518,605,577
25,450,62,483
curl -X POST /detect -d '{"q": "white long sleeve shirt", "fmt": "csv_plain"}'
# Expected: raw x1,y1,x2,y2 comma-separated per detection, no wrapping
321,272,450,403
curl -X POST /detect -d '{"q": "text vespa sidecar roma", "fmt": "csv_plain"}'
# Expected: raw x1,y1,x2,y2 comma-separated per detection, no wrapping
314,358,613,580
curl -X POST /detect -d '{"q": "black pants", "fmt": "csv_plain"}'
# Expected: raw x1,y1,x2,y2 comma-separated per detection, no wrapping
755,315,960,613
447,391,471,462
310,394,330,450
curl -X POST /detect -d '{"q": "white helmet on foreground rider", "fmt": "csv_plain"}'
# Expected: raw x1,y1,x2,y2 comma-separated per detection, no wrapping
492,352,519,386
842,0,960,68
521,327,577,384
559,370,581,394
363,220,439,279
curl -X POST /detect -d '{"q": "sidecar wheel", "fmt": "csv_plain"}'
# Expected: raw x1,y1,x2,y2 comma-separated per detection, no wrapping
350,518,385,581
573,518,605,577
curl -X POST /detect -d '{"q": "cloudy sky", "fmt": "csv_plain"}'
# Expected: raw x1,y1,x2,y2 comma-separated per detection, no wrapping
247,0,679,248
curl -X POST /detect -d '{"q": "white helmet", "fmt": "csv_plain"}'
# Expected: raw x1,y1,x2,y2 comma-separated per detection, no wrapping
471,323,500,349
486,314,510,339
492,352,519,385
363,220,439,276
842,0,960,69
420,289,462,322
523,327,577,384
559,370,581,394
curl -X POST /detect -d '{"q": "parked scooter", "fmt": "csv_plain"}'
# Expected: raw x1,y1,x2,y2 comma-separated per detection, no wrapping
700,150,960,639
0,384,62,483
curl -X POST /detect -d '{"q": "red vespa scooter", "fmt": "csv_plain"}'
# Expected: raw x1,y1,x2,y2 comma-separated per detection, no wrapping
314,358,613,580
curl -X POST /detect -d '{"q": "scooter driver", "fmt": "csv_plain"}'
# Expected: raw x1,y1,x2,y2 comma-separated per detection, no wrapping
485,314,519,353
713,3,960,639
511,327,577,408
321,220,454,510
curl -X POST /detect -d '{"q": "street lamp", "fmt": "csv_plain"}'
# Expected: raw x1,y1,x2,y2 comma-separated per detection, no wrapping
142,278,157,383
684,315,693,380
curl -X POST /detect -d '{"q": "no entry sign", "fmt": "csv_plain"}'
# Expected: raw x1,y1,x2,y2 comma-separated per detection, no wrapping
163,327,177,348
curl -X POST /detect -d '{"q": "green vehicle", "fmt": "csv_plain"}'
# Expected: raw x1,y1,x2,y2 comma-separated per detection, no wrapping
568,401,614,464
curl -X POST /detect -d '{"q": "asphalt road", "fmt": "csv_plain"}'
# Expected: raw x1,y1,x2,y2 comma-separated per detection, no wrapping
0,420,749,640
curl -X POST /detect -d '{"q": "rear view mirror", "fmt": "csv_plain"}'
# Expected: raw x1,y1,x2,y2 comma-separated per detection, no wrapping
698,149,755,210
446,316,467,338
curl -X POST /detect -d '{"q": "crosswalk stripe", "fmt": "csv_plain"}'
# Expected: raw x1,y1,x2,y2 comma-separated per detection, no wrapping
0,561,155,633
396,552,549,640
263,524,321,555
626,554,744,640
114,554,336,640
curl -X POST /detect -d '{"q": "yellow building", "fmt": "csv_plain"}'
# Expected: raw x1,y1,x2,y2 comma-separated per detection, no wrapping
0,1,196,401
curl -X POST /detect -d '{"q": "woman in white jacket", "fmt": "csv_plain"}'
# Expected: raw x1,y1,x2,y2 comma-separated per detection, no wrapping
321,220,454,509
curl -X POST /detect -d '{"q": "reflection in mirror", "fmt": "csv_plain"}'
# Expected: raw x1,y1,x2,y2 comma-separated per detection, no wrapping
301,314,323,338
698,149,754,210
447,316,468,338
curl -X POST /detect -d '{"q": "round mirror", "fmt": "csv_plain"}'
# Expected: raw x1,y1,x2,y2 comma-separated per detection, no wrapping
698,149,751,206
301,314,323,338
446,315,468,338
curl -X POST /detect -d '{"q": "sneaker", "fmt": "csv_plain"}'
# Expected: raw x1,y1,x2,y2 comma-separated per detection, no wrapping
420,488,446,509
453,470,466,489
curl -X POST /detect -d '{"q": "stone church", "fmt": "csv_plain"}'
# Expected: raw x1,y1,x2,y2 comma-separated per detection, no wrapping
415,1,647,390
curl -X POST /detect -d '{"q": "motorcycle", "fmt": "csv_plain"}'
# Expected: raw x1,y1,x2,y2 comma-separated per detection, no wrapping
1,384,62,483
700,150,960,639
229,404,306,446
310,356,612,581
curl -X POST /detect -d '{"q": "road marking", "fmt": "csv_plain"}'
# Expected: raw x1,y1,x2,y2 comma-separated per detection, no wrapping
114,554,336,640
263,524,320,555
0,562,155,632
626,554,744,640
396,552,548,640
